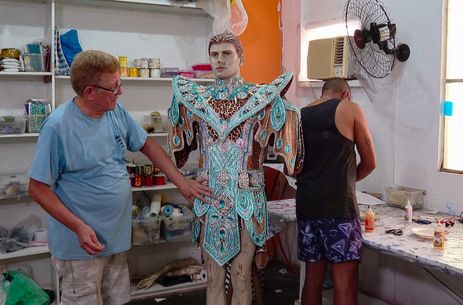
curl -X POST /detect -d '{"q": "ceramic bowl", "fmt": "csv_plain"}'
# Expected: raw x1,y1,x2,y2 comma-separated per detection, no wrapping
0,48,21,60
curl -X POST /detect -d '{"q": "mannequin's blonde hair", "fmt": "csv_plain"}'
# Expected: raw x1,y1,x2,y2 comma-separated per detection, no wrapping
208,32,244,58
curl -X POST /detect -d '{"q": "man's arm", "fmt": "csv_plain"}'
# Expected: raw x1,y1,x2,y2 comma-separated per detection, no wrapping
352,103,376,181
28,178,104,254
140,138,212,203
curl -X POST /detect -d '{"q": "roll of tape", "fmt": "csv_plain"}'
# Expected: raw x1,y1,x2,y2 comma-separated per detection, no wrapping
162,204,174,217
33,229,48,242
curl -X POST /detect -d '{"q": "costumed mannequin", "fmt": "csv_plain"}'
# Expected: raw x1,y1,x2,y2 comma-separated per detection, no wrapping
168,33,303,305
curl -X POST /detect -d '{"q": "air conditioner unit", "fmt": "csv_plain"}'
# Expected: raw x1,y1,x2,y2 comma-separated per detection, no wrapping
307,36,357,80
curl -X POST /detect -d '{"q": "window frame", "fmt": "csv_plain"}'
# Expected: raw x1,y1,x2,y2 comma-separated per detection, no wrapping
441,0,463,174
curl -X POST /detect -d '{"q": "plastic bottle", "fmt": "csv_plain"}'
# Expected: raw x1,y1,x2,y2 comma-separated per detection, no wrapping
404,198,413,224
365,205,375,232
433,222,445,250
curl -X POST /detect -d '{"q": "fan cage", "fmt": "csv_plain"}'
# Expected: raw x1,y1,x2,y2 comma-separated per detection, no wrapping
344,0,396,78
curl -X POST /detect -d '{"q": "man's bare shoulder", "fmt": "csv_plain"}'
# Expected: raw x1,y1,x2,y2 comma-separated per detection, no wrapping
339,99,365,117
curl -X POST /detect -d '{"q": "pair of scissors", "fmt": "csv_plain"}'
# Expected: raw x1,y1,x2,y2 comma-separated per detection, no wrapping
385,228,403,236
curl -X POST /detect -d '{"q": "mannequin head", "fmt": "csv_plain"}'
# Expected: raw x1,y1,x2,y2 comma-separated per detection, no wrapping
208,33,244,81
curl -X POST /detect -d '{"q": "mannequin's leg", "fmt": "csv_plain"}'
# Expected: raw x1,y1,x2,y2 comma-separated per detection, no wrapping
230,227,256,305
200,225,227,305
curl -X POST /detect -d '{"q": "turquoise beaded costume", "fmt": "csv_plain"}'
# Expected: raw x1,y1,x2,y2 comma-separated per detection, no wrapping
168,72,302,266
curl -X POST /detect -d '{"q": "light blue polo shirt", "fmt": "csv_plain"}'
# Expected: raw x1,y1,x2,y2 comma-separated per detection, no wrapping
29,99,147,260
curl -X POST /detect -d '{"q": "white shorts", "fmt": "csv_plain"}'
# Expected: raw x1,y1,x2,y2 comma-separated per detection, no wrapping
52,252,130,305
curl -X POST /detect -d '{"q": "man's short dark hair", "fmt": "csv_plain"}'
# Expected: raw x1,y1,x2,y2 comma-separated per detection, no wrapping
321,78,350,95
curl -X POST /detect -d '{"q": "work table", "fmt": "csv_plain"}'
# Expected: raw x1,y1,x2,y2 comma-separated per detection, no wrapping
267,199,463,276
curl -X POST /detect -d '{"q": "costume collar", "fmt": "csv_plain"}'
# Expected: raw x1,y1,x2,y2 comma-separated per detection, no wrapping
171,72,293,141
213,76,245,100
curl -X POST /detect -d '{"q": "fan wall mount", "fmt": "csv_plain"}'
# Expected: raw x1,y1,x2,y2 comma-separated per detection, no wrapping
345,0,410,78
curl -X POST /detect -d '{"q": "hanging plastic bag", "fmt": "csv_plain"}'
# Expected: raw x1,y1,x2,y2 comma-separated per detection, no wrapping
54,27,71,76
3,270,49,305
227,0,248,36
197,0,228,35
0,274,6,305
197,0,248,35
60,29,83,67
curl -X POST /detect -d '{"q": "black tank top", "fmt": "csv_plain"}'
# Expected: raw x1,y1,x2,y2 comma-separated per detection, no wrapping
296,98,358,220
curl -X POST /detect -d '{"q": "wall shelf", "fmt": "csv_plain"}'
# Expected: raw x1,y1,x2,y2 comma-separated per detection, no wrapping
0,133,39,139
0,246,50,262
132,182,177,192
55,0,208,15
0,72,52,77
130,280,206,301
55,75,214,83
147,132,168,137
0,192,29,201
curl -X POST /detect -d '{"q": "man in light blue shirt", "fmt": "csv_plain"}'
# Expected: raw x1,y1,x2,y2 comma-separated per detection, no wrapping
28,50,212,305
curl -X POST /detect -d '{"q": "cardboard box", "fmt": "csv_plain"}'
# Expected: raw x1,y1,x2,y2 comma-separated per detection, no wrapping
385,185,425,209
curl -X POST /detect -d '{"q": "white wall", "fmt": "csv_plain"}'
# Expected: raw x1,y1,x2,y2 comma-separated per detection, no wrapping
282,1,463,303
283,0,463,214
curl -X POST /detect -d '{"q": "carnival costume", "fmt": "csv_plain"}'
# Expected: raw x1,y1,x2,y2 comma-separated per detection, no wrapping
168,72,302,266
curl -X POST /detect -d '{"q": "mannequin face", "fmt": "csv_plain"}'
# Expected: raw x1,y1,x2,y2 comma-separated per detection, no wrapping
209,42,242,81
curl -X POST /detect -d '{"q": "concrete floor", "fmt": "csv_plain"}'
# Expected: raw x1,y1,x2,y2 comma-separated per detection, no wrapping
321,289,391,305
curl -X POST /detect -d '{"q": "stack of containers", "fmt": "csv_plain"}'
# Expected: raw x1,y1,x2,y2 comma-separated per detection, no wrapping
149,58,161,78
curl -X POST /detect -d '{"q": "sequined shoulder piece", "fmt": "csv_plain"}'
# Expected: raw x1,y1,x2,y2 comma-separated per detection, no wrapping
171,76,224,134
223,72,293,138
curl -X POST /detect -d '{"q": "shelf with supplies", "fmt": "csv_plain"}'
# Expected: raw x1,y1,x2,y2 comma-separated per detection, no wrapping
0,192,30,201
0,133,39,139
0,246,50,264
55,75,214,83
147,132,168,137
0,132,168,140
55,0,208,15
1,0,211,302
132,181,177,192
130,279,206,301
0,72,52,77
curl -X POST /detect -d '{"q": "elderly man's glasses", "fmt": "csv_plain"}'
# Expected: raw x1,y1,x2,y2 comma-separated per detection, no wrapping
91,81,122,95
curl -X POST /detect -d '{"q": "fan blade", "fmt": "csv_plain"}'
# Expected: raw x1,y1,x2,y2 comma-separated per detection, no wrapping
354,29,366,49
396,43,410,62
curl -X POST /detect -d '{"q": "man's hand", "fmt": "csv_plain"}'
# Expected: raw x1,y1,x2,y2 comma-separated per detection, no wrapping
75,223,104,255
177,177,213,204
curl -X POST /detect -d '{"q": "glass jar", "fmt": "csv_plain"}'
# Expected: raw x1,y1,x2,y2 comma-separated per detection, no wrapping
118,56,128,77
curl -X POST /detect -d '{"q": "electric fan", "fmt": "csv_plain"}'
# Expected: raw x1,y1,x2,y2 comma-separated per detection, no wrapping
344,0,410,78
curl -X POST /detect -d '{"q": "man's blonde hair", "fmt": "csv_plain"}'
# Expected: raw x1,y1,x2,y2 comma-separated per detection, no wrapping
70,50,120,96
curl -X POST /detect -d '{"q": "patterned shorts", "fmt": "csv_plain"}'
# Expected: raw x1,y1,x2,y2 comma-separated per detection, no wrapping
297,218,363,263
